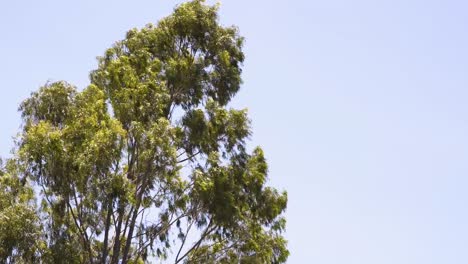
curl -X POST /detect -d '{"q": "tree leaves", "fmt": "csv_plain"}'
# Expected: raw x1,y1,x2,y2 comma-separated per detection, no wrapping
2,1,289,263
0,161,45,263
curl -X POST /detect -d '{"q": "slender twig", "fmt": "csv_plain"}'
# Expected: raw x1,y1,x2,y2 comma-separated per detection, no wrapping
175,220,194,263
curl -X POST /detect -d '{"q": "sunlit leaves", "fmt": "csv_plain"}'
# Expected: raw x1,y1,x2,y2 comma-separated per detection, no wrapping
0,163,45,263
4,0,288,263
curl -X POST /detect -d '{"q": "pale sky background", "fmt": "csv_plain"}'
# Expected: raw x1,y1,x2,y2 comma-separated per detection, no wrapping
1,0,468,263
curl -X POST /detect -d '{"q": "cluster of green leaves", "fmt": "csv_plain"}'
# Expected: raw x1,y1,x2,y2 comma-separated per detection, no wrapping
1,1,288,263
0,161,45,263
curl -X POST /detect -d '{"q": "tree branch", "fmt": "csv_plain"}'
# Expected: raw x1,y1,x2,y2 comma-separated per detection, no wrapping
175,219,216,264
175,219,194,263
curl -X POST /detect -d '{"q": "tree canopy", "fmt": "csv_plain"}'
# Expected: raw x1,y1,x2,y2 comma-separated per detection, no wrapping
0,1,288,263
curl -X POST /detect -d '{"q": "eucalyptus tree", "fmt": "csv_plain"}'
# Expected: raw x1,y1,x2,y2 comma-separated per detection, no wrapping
7,0,288,263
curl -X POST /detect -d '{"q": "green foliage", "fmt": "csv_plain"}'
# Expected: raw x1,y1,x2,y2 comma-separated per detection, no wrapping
1,1,288,263
0,161,45,263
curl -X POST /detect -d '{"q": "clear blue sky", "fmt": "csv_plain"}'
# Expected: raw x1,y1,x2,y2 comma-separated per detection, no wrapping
1,0,468,263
